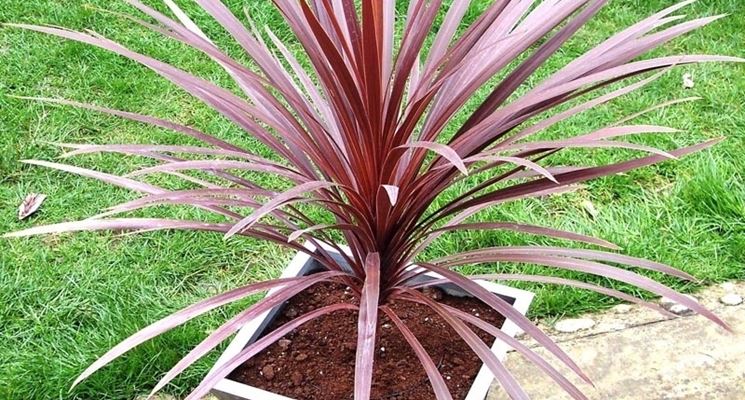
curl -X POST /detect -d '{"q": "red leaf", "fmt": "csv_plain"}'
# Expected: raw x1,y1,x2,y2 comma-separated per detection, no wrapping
5,2,741,398
185,303,357,400
354,253,381,400
382,306,453,400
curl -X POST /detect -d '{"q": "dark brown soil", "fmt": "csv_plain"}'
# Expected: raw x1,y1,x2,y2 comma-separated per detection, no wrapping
229,282,506,400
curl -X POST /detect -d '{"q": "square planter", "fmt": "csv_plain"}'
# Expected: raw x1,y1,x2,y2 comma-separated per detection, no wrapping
211,242,534,400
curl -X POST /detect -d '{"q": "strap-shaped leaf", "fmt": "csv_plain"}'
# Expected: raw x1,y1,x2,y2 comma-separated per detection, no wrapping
9,96,245,152
354,253,381,400
185,303,358,400
461,155,558,183
397,141,468,175
445,139,723,217
410,263,593,385
21,159,163,194
399,289,529,400
441,304,588,400
4,2,741,399
71,271,347,388
435,246,696,281
225,181,337,238
381,306,453,400
381,184,400,206
426,222,620,249
434,254,728,329
147,273,345,397
411,274,672,317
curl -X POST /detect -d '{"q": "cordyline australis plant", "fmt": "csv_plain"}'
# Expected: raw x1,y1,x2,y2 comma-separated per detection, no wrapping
4,0,742,399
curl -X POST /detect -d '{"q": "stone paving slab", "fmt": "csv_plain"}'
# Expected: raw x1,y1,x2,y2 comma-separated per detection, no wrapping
488,282,745,400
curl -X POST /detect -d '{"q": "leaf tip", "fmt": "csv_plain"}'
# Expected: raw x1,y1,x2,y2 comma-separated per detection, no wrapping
455,161,469,176
69,374,86,392
144,388,158,400
287,232,301,243
381,185,399,206
720,320,734,334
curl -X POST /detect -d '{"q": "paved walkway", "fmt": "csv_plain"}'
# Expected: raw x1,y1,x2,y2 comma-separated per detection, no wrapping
488,282,745,400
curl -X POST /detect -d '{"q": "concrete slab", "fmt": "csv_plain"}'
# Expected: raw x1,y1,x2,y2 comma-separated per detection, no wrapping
488,282,745,400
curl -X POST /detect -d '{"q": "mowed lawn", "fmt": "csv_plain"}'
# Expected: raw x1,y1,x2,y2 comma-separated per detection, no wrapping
1,1,743,399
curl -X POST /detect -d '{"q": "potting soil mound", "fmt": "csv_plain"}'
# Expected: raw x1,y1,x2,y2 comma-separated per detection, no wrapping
230,282,505,400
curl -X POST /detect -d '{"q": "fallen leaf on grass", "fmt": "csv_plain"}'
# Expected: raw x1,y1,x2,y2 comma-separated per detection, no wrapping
18,193,46,220
682,73,695,89
581,199,599,220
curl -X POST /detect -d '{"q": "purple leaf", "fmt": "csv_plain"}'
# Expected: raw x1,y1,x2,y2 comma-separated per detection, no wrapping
72,271,348,388
381,184,399,206
224,181,338,238
409,262,593,386
427,222,620,250
355,253,381,400
185,303,357,400
397,141,469,175
398,289,530,400
437,253,728,329
442,304,588,400
4,2,741,398
382,306,453,400
147,272,346,397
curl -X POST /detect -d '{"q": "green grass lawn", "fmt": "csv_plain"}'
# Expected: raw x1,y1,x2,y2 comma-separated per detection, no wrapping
1,1,743,399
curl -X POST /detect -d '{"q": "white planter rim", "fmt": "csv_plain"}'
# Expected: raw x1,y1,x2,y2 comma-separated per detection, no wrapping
211,242,534,400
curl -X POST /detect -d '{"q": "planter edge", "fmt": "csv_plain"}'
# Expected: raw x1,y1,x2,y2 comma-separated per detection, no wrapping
211,242,535,400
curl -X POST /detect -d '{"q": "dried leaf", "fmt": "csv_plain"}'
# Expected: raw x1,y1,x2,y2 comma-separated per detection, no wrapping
580,199,599,220
18,193,46,220
682,72,695,88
